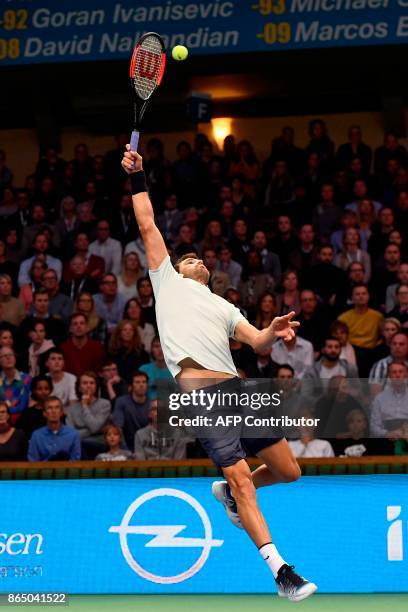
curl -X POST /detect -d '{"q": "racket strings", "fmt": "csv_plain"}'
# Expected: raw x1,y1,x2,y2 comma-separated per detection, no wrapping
133,36,163,100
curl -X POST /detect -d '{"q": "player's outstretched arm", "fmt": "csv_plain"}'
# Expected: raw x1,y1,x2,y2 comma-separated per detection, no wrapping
235,312,300,351
121,146,168,270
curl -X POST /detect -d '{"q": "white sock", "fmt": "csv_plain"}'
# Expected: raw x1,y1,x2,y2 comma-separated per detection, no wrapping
259,542,286,579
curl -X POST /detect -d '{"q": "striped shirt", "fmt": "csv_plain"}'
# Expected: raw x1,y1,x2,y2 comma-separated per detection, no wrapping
369,356,408,384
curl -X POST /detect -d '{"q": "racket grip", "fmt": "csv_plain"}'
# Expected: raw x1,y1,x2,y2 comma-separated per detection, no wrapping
130,130,140,152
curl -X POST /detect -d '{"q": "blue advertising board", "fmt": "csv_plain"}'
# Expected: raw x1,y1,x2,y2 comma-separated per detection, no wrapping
0,475,408,593
0,0,407,66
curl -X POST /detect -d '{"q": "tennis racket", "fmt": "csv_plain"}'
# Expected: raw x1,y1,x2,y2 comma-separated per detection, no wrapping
129,32,166,152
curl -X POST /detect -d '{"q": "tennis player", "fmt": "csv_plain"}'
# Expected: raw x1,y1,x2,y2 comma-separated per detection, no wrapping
122,147,317,601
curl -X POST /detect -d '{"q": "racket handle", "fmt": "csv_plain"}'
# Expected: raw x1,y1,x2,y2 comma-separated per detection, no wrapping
130,130,140,152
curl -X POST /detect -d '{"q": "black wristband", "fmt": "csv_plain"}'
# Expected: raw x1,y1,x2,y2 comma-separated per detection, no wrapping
130,171,147,195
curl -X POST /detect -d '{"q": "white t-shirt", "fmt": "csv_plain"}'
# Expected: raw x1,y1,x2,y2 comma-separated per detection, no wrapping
289,439,335,458
149,256,245,377
49,372,77,408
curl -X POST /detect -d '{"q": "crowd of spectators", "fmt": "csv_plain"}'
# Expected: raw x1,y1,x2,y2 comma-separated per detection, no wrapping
0,118,407,461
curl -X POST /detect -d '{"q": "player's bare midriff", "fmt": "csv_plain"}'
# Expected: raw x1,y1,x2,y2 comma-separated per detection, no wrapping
176,357,234,392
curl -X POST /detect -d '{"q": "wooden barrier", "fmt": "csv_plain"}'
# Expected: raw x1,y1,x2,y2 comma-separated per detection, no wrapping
0,456,407,480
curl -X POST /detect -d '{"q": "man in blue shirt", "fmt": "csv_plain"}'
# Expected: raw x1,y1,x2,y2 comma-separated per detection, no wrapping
139,337,172,399
112,372,149,451
93,273,127,333
28,396,81,461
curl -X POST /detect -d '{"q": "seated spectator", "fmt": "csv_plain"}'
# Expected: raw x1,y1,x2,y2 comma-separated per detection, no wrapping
370,242,401,308
21,203,60,256
18,233,62,287
251,230,281,282
271,215,299,271
263,159,295,210
27,320,54,377
99,361,128,407
387,285,408,327
329,320,357,365
0,274,25,326
333,408,393,457
312,183,342,239
302,244,347,307
61,255,99,301
275,270,301,316
216,245,242,289
303,337,359,396
229,218,251,266
374,131,408,180
95,424,134,461
139,337,172,397
173,223,199,258
45,348,77,411
297,289,329,355
345,180,382,215
64,232,105,282
94,273,127,334
369,332,408,388
335,260,366,313
244,346,279,378
110,192,137,245
134,399,191,460
156,193,184,243
108,319,149,383
20,288,67,347
271,334,314,379
238,250,274,312
371,317,401,363
333,228,371,282
89,219,122,276
54,195,79,247
117,252,144,300
61,313,106,378
200,220,226,257
124,235,147,272
368,207,395,263
386,261,408,316
355,198,376,248
0,347,31,423
136,277,156,328
112,371,150,451
28,396,81,462
66,371,111,459
224,287,247,318
338,284,383,376
41,268,73,323
314,376,363,438
123,298,155,355
370,362,408,438
253,291,277,329
288,410,335,458
0,401,28,461
229,140,260,200
288,224,319,274
203,248,230,297
73,292,107,345
336,125,372,175
16,374,51,438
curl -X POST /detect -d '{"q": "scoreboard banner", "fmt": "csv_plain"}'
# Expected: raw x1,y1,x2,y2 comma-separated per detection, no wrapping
0,475,408,593
0,0,407,66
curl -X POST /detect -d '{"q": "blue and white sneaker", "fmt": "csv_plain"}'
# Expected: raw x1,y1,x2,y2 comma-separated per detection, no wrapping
276,564,317,602
212,480,243,529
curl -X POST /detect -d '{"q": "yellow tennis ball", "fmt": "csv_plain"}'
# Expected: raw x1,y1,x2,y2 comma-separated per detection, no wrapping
172,45,188,61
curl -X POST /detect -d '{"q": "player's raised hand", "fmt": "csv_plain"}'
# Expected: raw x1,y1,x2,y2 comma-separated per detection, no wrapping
270,311,300,343
121,144,143,174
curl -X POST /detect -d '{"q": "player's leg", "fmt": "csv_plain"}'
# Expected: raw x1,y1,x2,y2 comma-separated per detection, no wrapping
221,458,270,545
251,439,301,489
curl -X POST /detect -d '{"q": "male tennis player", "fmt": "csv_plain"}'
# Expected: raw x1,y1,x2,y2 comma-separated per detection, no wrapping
122,147,317,601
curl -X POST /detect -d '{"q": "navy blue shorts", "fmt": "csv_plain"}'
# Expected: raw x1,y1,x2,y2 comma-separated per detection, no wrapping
197,377,284,469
